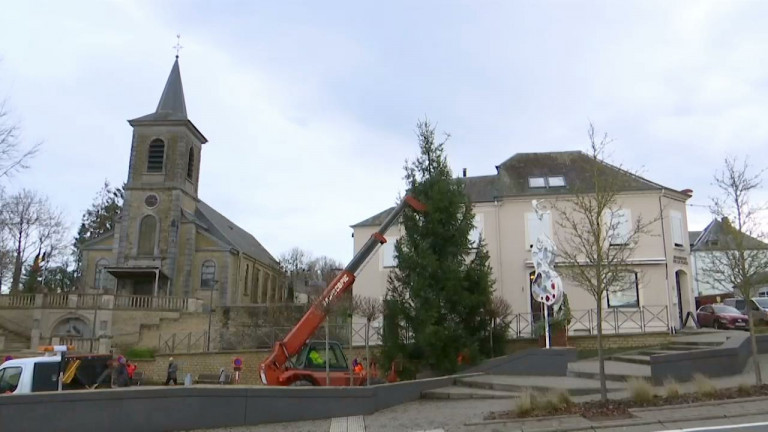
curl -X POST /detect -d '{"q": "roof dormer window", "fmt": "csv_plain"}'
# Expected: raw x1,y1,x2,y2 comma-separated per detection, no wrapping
528,177,546,188
528,176,566,188
547,176,566,187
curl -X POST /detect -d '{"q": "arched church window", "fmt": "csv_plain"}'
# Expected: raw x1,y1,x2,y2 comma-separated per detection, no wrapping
147,139,165,173
244,264,249,295
187,147,195,180
94,258,114,291
137,215,157,256
201,260,216,290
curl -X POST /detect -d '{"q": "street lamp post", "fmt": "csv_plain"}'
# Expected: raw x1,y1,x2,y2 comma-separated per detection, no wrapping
207,280,219,352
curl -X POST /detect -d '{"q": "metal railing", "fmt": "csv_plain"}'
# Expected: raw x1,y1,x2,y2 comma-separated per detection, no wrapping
509,305,669,338
158,332,208,354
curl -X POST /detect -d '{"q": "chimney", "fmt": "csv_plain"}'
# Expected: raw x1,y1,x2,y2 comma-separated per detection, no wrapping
462,168,467,178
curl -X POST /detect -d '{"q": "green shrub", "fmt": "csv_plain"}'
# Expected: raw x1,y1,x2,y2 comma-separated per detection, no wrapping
626,377,654,403
125,347,156,359
664,379,680,398
692,373,717,397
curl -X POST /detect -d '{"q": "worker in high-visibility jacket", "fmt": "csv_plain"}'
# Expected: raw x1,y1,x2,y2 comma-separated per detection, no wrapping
308,348,324,367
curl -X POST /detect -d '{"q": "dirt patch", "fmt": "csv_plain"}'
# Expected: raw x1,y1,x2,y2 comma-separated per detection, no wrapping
486,384,768,421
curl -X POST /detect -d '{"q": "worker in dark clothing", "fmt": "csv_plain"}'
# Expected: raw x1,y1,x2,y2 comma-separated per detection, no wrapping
165,357,178,385
91,359,115,389
114,356,130,388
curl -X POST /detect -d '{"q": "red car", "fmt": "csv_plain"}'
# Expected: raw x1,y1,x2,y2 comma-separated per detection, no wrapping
696,304,749,330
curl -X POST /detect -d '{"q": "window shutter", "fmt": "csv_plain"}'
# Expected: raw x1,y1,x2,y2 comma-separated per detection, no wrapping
381,237,398,268
470,213,485,246
526,212,552,249
671,211,684,247
609,208,632,245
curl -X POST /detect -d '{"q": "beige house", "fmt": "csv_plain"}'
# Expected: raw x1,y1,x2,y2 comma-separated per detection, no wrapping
351,152,696,339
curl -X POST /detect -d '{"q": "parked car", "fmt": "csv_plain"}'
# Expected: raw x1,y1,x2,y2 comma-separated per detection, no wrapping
696,304,749,330
723,297,768,323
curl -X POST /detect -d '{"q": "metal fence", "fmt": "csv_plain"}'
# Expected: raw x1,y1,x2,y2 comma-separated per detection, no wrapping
509,305,670,338
158,332,208,354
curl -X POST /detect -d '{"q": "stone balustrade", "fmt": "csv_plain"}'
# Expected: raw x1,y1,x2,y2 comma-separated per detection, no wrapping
0,293,201,312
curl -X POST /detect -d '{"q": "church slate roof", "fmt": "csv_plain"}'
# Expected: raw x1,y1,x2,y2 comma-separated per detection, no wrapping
131,58,187,122
196,201,279,266
351,151,690,227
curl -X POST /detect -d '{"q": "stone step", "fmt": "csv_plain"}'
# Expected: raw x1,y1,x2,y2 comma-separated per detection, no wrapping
636,349,679,356
670,340,724,347
567,360,651,383
456,374,623,396
610,354,651,365
422,385,520,400
664,344,710,351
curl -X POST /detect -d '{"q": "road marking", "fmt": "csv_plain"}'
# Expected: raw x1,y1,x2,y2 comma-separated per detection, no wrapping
329,416,365,432
658,421,768,431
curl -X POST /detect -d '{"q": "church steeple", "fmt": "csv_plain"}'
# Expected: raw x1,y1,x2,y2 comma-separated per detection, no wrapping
131,58,189,122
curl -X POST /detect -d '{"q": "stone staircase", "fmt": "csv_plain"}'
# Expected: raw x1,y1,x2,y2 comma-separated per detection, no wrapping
567,334,729,382
0,314,31,352
422,374,624,400
0,330,30,352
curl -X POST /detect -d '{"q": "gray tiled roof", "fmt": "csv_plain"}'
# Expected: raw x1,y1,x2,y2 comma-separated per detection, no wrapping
691,218,768,251
352,151,687,227
689,231,702,247
196,201,278,266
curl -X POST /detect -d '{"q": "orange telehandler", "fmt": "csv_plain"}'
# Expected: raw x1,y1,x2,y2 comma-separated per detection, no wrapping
259,195,426,386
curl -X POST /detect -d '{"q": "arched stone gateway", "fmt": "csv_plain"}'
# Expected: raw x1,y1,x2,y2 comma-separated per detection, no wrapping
51,316,92,338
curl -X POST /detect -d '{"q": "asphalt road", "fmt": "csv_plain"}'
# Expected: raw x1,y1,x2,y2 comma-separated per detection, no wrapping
654,418,768,432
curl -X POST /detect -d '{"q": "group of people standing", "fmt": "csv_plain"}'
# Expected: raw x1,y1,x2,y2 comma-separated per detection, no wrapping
91,356,138,389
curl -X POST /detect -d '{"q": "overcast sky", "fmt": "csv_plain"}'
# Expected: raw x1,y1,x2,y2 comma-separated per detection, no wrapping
1,0,766,265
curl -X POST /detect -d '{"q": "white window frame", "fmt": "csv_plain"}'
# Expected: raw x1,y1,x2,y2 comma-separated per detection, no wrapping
380,237,398,269
547,176,566,187
670,210,685,248
470,213,485,247
607,271,640,308
528,177,546,188
525,212,553,250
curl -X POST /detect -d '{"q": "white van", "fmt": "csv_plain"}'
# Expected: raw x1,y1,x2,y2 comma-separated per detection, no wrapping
0,346,111,395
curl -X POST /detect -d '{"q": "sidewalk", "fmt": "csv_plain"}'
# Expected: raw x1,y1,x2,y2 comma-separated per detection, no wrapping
464,396,768,431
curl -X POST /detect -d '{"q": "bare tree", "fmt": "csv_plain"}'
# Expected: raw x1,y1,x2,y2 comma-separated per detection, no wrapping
487,294,513,357
2,189,67,292
0,101,39,181
700,156,768,385
279,247,312,303
354,295,383,385
553,124,658,400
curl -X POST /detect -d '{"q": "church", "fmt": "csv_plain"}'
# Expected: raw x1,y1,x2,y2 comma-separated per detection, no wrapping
80,57,284,308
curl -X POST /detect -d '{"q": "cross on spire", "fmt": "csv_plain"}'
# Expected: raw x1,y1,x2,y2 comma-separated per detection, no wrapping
173,34,183,58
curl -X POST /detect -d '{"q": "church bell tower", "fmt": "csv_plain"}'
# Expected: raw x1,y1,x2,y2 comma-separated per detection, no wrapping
114,56,208,296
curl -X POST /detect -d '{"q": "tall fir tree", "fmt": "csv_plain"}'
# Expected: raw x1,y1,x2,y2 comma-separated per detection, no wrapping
73,181,124,280
383,119,495,375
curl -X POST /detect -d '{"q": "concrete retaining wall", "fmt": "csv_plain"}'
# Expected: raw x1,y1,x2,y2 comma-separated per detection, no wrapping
465,347,577,376
650,333,768,384
0,375,459,432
